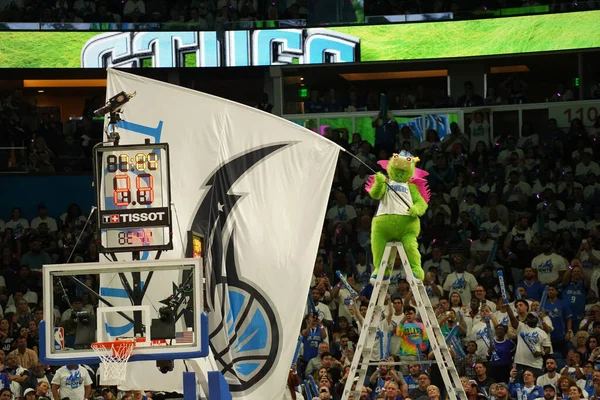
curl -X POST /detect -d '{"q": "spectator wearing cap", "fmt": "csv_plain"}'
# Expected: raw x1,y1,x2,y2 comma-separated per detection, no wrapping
23,388,35,400
395,307,428,375
534,384,557,400
495,383,510,400
541,284,573,355
507,303,551,377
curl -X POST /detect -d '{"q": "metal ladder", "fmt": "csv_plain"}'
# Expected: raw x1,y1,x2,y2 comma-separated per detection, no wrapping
340,242,467,400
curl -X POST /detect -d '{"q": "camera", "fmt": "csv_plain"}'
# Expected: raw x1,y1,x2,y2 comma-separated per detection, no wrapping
156,360,174,374
73,310,90,325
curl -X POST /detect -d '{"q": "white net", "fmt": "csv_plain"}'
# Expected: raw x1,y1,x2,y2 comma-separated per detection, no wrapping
92,340,136,382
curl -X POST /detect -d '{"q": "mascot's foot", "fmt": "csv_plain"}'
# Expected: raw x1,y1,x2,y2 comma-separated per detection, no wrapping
411,267,425,281
370,268,392,285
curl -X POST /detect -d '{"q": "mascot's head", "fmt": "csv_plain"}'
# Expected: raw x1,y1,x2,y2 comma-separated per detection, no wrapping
388,150,419,182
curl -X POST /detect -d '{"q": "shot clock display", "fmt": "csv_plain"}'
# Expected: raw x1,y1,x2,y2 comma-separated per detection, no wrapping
94,143,173,253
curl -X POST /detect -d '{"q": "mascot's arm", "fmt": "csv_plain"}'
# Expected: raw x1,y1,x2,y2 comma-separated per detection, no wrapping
408,183,428,217
369,172,387,200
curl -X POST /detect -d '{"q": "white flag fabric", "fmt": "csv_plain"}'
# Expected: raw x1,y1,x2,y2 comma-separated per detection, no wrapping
103,69,340,399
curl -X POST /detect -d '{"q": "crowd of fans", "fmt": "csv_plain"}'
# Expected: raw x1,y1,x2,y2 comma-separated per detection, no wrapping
0,0,310,26
0,200,125,399
0,89,102,173
366,0,599,17
302,79,600,115
287,108,600,400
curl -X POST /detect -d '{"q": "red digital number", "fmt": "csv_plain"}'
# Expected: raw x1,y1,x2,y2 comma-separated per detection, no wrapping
136,174,154,205
113,175,131,206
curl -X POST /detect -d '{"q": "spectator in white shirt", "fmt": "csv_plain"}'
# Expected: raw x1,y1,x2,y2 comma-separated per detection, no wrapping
557,209,586,236
575,152,600,177
72,0,95,15
480,208,507,240
30,204,57,233
503,171,532,206
5,207,29,238
51,364,92,400
123,0,146,15
326,190,357,227
531,238,568,285
217,0,237,9
498,136,524,165
469,112,491,153
188,7,208,28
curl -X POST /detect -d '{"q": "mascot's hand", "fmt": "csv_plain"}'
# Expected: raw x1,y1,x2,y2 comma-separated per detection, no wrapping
375,172,386,184
408,206,420,218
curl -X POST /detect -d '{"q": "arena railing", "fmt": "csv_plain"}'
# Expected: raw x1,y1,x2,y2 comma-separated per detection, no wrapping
283,99,600,144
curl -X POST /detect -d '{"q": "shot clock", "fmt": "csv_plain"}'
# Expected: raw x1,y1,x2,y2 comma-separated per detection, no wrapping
94,142,173,253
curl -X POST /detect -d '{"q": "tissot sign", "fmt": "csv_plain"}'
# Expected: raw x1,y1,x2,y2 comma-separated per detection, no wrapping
81,29,360,68
99,208,169,228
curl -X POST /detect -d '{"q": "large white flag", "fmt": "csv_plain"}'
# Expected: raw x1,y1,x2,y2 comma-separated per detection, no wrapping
104,69,340,399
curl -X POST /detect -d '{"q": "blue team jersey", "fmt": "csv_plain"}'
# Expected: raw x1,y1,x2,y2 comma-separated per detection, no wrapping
303,327,323,362
560,281,586,321
542,298,573,341
405,375,419,391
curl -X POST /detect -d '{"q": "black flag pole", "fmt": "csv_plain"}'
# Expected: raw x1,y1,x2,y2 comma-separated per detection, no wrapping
340,148,412,210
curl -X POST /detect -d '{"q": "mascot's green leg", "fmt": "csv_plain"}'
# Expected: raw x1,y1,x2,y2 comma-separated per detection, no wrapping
370,219,392,283
401,233,424,280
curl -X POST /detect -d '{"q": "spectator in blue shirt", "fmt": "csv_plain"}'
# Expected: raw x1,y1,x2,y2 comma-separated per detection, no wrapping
301,314,327,364
559,265,587,329
542,284,573,356
489,325,516,384
508,369,543,400
516,267,546,301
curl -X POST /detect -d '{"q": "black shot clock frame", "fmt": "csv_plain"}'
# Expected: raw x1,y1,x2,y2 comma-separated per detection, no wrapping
93,140,174,255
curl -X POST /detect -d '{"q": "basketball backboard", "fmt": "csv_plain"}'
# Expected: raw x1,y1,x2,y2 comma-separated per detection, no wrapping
41,258,208,365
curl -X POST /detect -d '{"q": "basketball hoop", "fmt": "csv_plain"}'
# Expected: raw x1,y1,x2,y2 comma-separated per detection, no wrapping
92,339,136,381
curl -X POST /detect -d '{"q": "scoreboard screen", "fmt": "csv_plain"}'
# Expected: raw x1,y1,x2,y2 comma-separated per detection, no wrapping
94,143,173,253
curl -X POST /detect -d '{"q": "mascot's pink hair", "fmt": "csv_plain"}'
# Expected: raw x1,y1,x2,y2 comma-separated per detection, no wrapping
365,160,431,203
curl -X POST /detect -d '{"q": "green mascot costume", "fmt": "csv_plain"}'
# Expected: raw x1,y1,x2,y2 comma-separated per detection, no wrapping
365,150,430,282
